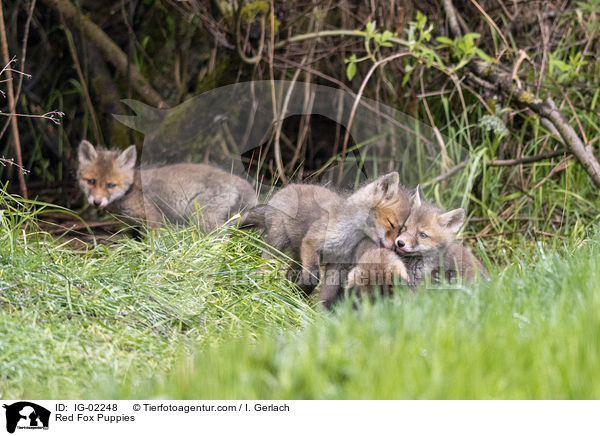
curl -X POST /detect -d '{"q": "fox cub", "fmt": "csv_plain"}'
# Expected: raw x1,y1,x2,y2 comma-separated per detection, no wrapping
77,140,257,230
242,173,410,308
394,189,488,284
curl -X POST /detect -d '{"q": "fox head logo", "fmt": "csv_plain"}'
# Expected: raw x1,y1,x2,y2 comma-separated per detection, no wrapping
3,402,50,434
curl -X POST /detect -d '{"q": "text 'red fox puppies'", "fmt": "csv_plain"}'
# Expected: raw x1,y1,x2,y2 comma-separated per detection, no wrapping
77,140,257,230
242,173,410,308
395,188,488,284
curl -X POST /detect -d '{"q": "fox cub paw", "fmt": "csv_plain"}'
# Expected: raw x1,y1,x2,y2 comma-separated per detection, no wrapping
346,256,408,295
297,267,320,294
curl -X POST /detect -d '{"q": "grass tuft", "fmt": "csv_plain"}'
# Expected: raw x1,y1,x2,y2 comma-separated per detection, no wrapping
2,190,600,399
0,190,314,398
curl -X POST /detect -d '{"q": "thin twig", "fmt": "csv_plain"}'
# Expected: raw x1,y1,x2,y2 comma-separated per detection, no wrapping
337,51,409,186
0,0,37,143
59,11,101,145
0,157,29,174
267,0,286,184
273,28,409,51
420,159,468,188
469,0,510,52
0,111,64,123
420,71,450,174
235,1,266,64
421,148,569,187
0,2,28,198
487,148,567,166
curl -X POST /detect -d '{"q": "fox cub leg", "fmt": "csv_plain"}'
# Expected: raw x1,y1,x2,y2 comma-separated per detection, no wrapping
299,233,323,295
347,247,409,295
318,263,346,310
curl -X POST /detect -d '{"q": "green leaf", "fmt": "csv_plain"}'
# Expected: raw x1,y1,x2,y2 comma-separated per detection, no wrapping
346,62,357,81
436,36,454,45
497,192,523,202
475,48,491,62
366,21,376,37
551,59,570,72
416,10,426,30
401,71,411,86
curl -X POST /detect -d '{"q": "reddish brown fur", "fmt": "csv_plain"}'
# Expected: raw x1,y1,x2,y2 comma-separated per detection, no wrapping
397,201,457,255
78,150,133,205
375,202,410,248
77,140,257,230
395,192,487,284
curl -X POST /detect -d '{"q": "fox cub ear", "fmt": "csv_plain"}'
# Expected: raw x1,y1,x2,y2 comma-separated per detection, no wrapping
375,172,400,200
78,140,97,165
117,145,137,169
438,208,466,233
410,184,423,208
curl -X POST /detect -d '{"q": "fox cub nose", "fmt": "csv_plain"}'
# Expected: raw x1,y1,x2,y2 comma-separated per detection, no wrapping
396,239,405,248
93,199,102,207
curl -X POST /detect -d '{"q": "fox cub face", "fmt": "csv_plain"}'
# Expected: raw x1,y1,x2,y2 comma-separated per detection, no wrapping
357,172,410,250
77,140,137,208
395,188,465,257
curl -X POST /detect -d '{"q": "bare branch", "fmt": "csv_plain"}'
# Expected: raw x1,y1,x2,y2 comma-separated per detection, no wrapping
0,3,28,198
0,110,65,124
487,148,567,167
0,157,30,175
442,0,600,188
442,0,462,38
469,60,600,187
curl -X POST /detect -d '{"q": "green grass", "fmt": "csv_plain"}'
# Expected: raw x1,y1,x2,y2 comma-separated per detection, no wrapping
108,237,600,399
0,192,314,398
1,191,600,399
2,0,599,400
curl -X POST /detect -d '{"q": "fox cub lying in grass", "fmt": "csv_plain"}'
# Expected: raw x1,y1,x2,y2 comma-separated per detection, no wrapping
348,188,488,295
77,140,257,230
394,188,488,284
241,173,411,309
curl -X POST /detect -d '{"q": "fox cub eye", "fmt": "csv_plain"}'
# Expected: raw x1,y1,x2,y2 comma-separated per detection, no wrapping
387,219,396,229
87,179,96,186
418,232,429,239
106,183,116,189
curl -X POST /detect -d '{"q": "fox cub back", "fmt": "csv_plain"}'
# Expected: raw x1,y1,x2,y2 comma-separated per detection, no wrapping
77,140,257,230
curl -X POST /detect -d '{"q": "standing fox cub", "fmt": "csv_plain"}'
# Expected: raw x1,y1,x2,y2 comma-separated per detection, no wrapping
394,189,488,284
77,140,257,230
242,173,410,308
